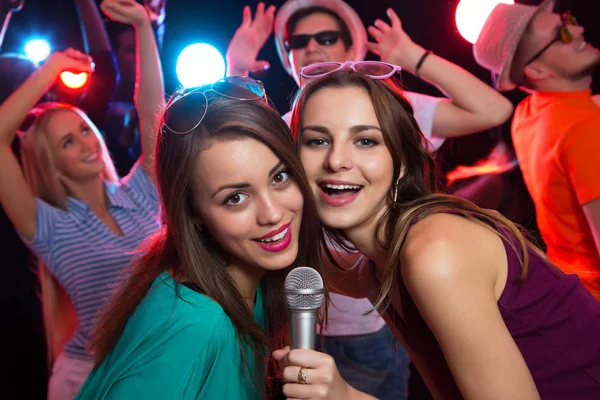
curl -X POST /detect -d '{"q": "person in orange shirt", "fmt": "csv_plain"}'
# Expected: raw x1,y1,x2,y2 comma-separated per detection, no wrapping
474,0,600,299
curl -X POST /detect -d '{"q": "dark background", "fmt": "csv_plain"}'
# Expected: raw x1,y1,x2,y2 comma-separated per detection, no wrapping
2,0,597,110
1,0,598,165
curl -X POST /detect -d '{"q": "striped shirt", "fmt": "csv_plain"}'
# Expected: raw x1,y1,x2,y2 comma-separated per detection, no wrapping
22,163,161,360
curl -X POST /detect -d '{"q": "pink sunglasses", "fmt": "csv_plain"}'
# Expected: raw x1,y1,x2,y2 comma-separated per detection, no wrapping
299,61,402,80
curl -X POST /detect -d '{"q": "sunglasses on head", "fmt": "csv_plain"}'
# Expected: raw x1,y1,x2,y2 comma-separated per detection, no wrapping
162,76,266,135
300,61,402,80
285,30,342,51
525,10,578,66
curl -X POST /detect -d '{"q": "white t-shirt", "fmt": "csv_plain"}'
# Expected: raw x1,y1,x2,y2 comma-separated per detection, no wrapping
286,91,443,336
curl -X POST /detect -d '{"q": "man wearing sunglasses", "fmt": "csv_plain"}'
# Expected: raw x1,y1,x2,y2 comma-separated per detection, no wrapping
225,1,515,399
475,0,600,301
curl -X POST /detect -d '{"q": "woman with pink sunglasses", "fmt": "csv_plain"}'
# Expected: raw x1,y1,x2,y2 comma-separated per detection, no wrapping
272,62,600,400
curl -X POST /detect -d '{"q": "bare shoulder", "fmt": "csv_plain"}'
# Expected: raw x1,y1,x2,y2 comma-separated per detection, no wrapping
400,213,506,289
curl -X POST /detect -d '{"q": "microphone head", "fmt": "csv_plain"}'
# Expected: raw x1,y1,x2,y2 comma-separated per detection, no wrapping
284,266,324,310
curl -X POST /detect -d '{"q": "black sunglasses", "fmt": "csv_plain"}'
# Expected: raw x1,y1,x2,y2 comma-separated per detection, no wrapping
525,11,578,66
162,76,266,135
285,31,342,51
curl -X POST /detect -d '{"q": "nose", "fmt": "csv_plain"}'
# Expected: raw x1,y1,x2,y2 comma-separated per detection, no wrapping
256,193,284,226
305,37,321,52
325,141,353,172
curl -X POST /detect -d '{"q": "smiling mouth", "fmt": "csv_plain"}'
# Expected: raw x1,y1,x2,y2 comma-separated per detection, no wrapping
83,153,99,162
256,226,289,244
319,183,363,197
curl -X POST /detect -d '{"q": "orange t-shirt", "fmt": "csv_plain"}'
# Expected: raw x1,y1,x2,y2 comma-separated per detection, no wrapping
512,90,600,299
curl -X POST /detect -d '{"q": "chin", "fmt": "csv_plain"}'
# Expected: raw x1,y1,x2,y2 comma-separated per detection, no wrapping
319,210,359,231
256,249,298,272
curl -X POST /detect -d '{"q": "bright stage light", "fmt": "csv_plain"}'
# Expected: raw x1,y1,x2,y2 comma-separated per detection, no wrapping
176,43,225,88
455,0,514,44
24,39,51,63
60,71,89,89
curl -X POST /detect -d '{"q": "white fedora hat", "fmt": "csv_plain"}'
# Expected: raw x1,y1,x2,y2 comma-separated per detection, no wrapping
474,0,556,91
274,0,368,77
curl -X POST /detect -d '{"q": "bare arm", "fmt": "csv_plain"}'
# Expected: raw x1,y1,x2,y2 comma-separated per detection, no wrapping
401,214,540,400
75,0,118,124
583,197,600,257
0,50,94,240
368,8,513,138
75,0,111,52
101,0,164,181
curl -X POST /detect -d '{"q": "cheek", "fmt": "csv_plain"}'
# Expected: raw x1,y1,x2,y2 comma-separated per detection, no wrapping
361,153,394,185
300,151,322,178
204,211,252,244
326,43,349,60
284,184,304,214
55,148,79,168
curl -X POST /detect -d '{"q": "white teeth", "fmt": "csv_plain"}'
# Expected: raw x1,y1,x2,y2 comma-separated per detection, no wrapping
259,227,288,243
578,42,586,51
323,184,362,190
84,153,97,162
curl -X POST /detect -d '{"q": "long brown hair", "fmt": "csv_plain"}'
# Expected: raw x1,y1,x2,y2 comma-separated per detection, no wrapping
291,70,547,312
90,91,324,398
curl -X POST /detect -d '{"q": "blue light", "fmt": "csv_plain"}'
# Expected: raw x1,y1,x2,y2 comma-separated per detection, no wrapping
176,43,226,88
24,39,51,63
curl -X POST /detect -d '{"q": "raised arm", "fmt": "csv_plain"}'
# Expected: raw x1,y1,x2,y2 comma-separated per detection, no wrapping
401,213,540,399
0,50,94,240
367,8,513,138
74,0,118,125
100,0,164,181
225,2,276,77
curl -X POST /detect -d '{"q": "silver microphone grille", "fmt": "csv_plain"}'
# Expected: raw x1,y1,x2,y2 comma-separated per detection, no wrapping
284,267,324,310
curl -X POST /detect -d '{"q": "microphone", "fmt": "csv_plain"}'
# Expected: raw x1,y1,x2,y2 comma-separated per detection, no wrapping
284,266,325,350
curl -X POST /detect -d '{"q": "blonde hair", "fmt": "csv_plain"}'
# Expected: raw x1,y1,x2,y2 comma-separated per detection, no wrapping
19,102,118,366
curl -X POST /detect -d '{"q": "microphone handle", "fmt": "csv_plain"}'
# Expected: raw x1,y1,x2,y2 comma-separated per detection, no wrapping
290,309,318,350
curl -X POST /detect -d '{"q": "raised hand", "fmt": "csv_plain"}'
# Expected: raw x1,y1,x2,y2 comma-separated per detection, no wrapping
367,8,425,74
226,2,276,76
273,346,355,400
46,48,95,75
100,0,150,27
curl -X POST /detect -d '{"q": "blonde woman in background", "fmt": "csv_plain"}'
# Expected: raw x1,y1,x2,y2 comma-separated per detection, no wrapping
0,0,164,398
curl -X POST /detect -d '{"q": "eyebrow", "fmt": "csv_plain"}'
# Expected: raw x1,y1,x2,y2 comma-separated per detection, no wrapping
210,161,284,199
302,124,382,135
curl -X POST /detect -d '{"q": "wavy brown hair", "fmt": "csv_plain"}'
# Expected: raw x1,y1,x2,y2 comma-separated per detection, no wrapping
90,90,324,398
291,70,547,312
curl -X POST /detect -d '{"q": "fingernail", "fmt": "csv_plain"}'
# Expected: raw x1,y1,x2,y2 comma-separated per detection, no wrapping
386,9,391,17
263,64,270,70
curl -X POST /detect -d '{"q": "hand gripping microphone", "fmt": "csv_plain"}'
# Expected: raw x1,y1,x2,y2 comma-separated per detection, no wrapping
284,267,325,350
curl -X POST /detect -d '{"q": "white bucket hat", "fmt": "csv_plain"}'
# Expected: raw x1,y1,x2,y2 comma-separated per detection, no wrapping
473,0,556,91
274,0,368,77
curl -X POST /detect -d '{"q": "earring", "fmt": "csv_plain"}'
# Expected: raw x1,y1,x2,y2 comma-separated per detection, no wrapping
393,176,401,203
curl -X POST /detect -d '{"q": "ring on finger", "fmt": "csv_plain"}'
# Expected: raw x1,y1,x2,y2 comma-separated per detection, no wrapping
298,366,308,384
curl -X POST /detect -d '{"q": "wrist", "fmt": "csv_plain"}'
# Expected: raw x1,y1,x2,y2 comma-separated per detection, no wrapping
397,43,426,73
42,57,65,80
133,15,152,30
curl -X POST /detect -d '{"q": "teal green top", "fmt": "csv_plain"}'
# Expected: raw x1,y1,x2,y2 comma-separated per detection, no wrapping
75,271,266,399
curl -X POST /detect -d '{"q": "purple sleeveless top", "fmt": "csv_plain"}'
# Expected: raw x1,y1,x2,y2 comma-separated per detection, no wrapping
377,236,600,399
